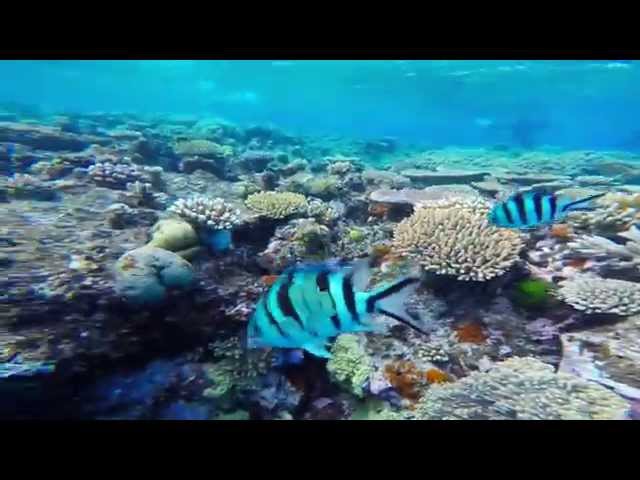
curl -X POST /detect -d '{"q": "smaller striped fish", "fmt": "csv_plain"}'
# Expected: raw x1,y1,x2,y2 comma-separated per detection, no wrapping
247,258,425,358
488,190,606,229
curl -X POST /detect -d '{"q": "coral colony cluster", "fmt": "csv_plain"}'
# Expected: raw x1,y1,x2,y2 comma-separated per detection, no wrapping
1,111,639,421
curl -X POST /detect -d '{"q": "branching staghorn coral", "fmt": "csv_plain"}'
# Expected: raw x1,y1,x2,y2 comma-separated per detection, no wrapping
568,193,638,234
393,356,629,420
88,161,150,190
169,195,241,231
245,191,308,219
555,275,640,316
392,197,524,281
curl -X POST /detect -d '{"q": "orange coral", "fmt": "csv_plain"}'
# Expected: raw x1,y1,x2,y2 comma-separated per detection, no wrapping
369,203,390,219
384,360,423,401
454,322,488,344
261,275,279,287
425,368,450,384
566,258,589,269
550,223,572,240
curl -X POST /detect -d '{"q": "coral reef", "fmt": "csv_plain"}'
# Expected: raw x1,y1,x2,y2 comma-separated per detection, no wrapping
392,198,524,281
395,357,629,420
88,162,150,190
168,196,241,231
245,191,308,219
556,276,640,316
6,174,56,201
327,334,374,398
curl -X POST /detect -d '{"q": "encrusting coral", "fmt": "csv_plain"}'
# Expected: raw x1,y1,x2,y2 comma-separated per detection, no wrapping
392,197,524,281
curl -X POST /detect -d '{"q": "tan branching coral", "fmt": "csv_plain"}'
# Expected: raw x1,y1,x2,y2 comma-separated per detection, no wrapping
245,191,308,219
392,198,523,281
556,275,640,316
395,356,629,420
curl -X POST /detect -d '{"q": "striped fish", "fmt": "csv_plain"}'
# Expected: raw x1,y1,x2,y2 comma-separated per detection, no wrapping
488,190,606,229
247,258,425,358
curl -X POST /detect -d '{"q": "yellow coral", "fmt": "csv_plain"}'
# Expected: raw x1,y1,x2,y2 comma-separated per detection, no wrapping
245,191,308,219
392,198,523,281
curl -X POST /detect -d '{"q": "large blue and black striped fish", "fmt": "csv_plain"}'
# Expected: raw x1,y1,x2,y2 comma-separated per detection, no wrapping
488,190,606,229
247,258,425,358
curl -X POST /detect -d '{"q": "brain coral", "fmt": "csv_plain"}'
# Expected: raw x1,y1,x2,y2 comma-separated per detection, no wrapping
556,275,640,316
392,197,524,281
396,356,629,420
245,191,308,219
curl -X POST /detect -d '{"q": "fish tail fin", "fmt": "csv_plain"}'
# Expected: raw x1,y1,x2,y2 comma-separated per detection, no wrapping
561,193,607,212
303,341,332,359
367,276,429,337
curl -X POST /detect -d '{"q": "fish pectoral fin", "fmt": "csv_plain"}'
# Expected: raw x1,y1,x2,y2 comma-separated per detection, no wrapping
303,341,332,359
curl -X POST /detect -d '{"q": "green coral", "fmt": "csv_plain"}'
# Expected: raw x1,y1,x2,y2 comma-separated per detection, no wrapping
347,228,366,243
511,278,556,311
245,191,308,219
327,334,374,398
350,398,398,420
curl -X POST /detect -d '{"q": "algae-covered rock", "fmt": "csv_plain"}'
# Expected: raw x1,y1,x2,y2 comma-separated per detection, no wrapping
327,334,374,398
114,246,195,306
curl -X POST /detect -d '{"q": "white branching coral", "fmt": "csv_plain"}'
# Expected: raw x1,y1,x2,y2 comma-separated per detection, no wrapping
168,195,241,230
245,191,308,219
556,275,640,316
568,195,637,234
392,197,524,281
396,357,629,420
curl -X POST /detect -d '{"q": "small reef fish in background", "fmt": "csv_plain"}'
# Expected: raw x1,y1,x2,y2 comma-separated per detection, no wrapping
488,190,606,229
247,258,426,358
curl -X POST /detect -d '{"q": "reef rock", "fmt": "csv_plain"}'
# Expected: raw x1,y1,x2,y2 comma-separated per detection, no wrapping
114,246,195,306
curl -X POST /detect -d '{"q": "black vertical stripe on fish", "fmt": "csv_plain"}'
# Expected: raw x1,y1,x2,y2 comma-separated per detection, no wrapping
316,270,330,291
263,301,288,338
502,203,514,224
548,194,557,219
513,193,528,225
377,308,429,337
330,314,341,331
532,192,543,222
277,274,304,329
342,273,360,324
366,277,419,313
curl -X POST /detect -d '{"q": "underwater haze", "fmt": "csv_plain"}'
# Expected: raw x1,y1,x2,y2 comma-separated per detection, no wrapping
1,60,640,150
2,59,640,420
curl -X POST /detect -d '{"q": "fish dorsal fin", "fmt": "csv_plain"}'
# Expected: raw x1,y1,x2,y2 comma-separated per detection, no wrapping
560,192,607,212
350,257,372,292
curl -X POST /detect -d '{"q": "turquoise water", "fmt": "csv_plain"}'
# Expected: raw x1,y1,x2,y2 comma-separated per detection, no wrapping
1,60,639,149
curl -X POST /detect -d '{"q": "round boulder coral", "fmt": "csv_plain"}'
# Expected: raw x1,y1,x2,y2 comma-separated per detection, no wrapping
392,198,524,281
556,276,640,316
245,191,308,220
114,246,195,306
147,218,201,258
